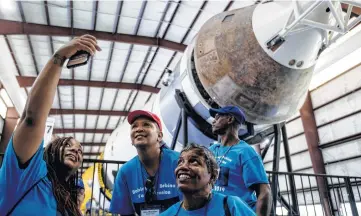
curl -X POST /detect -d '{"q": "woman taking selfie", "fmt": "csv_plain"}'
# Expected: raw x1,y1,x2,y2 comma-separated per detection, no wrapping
161,143,255,216
0,35,101,215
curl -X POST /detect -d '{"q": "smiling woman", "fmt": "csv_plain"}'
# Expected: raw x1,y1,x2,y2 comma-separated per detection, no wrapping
160,143,256,216
43,136,84,214
110,110,181,215
0,34,100,216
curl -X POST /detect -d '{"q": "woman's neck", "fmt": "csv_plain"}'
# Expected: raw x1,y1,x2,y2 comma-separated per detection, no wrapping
182,190,211,211
137,145,161,176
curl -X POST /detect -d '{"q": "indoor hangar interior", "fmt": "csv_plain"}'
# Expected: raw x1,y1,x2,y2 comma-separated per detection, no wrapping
0,0,361,215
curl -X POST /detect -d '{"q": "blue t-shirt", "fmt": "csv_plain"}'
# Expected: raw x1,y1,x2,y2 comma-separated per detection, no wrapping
0,137,57,215
209,141,269,210
110,147,181,215
160,192,255,216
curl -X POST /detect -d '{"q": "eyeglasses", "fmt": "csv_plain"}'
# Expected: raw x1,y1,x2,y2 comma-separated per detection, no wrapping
145,176,156,204
214,113,230,120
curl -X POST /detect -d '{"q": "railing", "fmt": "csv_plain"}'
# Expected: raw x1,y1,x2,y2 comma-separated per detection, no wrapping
79,159,361,216
78,158,125,216
1,155,360,216
267,171,361,216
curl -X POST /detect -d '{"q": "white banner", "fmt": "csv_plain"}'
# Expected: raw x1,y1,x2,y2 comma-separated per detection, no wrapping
43,117,55,148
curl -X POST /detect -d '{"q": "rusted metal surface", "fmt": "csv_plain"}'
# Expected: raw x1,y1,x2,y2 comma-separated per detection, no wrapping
300,92,333,216
0,20,186,52
16,76,160,94
194,6,314,124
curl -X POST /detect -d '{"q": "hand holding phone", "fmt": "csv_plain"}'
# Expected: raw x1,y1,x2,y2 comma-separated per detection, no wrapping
66,51,91,69
54,34,101,68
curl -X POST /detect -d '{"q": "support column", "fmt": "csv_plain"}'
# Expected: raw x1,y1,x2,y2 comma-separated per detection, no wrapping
271,124,281,216
299,91,332,216
281,125,299,215
171,111,182,150
182,109,188,147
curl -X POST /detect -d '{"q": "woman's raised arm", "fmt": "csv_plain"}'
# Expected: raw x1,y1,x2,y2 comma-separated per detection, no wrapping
13,35,101,164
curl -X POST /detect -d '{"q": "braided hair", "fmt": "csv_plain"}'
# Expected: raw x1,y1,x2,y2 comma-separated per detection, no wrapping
43,137,82,216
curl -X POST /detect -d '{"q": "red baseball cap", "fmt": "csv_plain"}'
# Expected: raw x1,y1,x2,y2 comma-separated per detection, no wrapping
127,110,162,131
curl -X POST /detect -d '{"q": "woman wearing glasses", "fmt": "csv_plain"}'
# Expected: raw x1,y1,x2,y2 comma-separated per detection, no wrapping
161,143,255,216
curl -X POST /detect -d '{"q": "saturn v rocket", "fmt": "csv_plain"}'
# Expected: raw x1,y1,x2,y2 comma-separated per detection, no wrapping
86,1,360,210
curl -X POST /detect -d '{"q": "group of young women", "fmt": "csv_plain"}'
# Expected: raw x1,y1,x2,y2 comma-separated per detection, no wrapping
0,35,270,216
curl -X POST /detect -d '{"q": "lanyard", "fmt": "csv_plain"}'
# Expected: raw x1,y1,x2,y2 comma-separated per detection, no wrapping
175,193,212,216
216,145,234,166
140,148,163,200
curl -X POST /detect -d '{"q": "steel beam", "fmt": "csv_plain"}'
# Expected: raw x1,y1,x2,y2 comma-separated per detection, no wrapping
182,109,188,147
49,109,128,116
281,125,300,215
181,1,208,43
16,76,160,93
300,92,327,174
261,136,274,160
344,177,360,216
148,0,183,97
0,20,186,52
53,128,113,134
81,143,105,146
341,3,361,17
223,0,234,11
271,124,281,216
299,91,333,216
171,111,183,150
83,152,100,156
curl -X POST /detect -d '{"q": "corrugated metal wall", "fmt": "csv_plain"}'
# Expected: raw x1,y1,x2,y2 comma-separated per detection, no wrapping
262,64,361,177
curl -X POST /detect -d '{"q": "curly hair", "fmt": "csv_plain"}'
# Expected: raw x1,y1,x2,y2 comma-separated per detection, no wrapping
43,137,82,216
180,143,219,187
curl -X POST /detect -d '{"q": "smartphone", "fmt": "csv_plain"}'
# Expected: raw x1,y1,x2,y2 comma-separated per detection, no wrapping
66,50,91,69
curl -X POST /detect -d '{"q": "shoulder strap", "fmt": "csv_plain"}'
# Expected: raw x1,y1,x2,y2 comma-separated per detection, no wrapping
223,196,231,216
6,177,44,216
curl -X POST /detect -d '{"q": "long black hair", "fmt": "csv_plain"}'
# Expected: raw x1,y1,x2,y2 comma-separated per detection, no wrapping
43,137,82,216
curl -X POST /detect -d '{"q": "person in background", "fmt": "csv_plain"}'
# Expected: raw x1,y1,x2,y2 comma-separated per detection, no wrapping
85,198,100,216
209,105,272,216
77,178,85,211
110,110,181,216
0,34,101,216
161,143,255,216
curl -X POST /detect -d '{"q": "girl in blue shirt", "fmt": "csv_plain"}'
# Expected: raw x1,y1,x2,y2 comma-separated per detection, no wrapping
0,34,101,216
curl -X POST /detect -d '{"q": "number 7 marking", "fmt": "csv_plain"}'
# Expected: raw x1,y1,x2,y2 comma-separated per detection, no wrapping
46,125,52,133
